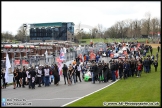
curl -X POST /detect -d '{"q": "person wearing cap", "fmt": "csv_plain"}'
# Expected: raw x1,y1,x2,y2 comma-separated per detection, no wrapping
153,60,158,72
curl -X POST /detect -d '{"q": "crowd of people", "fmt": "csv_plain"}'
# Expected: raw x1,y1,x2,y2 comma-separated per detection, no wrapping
1,42,160,89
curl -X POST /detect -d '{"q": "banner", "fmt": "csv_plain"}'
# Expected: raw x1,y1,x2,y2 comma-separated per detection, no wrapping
22,60,29,65
56,57,63,76
60,52,65,61
14,60,20,65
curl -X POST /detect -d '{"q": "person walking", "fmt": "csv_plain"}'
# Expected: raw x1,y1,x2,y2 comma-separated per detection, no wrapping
28,67,36,89
44,65,50,87
75,63,82,82
156,52,159,60
153,60,158,72
2,71,7,89
13,68,18,89
137,61,142,77
16,68,21,88
157,46,160,53
26,67,31,88
68,64,75,84
62,64,68,85
53,64,60,86
37,66,42,87
22,66,27,88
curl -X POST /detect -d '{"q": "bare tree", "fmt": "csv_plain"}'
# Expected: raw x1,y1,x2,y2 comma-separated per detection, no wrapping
150,17,159,37
132,20,142,38
75,22,83,39
97,24,105,38
1,32,14,42
141,12,151,35
15,24,29,42
91,27,98,38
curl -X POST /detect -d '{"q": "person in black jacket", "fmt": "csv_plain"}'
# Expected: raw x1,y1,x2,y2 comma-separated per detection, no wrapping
98,62,104,83
118,61,123,79
62,64,68,85
53,64,59,86
92,62,98,84
153,60,158,72
41,66,45,85
22,66,27,88
28,67,36,89
103,63,108,83
16,68,21,87
110,61,116,81
2,70,7,89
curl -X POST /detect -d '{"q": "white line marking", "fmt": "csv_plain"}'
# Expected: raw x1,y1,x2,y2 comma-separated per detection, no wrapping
27,97,80,101
61,79,120,107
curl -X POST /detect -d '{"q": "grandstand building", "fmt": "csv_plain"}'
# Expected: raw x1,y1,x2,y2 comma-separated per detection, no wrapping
30,22,74,42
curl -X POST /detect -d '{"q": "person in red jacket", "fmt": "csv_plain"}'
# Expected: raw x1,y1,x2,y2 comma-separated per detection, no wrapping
137,61,142,77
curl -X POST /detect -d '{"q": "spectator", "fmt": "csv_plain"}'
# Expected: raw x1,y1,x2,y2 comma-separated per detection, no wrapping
157,46,160,53
153,60,158,72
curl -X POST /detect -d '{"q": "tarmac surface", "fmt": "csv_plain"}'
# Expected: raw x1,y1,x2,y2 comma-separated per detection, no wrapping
2,77,118,107
2,57,114,107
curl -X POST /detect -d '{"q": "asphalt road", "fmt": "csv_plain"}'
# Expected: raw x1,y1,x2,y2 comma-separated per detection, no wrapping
2,57,114,107
2,77,118,107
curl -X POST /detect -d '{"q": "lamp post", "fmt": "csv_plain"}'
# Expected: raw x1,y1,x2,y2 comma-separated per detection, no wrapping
23,24,27,67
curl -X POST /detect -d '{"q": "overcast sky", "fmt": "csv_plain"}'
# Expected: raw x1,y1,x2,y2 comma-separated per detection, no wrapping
2,1,161,35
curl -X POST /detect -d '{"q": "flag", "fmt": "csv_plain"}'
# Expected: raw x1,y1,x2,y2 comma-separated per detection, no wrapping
60,52,65,61
5,53,11,83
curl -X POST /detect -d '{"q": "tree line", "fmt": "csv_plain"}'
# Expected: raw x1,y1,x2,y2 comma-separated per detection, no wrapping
1,12,161,42
75,12,161,39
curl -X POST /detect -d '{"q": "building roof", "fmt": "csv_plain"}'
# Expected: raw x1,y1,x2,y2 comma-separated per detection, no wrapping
30,22,75,28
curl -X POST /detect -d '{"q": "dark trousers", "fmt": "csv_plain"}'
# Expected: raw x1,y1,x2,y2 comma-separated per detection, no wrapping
63,75,68,84
45,76,49,86
106,72,109,82
17,78,21,87
104,73,107,82
131,69,134,77
3,79,7,88
54,75,59,85
119,69,123,79
41,76,44,85
155,67,157,72
37,77,42,86
76,72,81,82
124,69,128,79
22,77,26,87
93,73,96,83
28,78,31,88
111,71,116,81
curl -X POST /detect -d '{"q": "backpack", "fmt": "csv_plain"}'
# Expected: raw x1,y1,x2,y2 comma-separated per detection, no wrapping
50,71,53,75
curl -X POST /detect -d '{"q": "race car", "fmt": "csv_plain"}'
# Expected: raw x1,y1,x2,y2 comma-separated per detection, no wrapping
84,70,92,82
